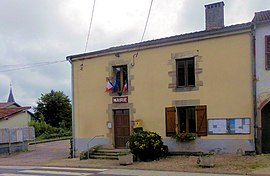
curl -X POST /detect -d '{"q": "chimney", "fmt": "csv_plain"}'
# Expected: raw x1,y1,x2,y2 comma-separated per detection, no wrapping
205,1,225,30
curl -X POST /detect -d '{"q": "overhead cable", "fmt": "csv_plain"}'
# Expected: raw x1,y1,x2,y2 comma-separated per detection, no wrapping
131,0,154,66
0,60,67,72
84,0,96,52
140,0,154,44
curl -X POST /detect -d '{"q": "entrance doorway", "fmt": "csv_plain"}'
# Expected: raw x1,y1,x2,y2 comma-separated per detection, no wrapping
262,101,270,153
113,109,130,148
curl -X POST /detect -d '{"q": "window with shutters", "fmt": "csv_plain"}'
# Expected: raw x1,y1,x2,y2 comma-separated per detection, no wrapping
165,105,207,137
266,36,270,70
176,58,195,87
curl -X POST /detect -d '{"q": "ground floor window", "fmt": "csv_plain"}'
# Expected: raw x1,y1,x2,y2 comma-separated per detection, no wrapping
165,105,207,137
178,107,196,133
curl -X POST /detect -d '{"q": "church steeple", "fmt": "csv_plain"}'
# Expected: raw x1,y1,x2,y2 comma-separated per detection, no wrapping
7,84,15,103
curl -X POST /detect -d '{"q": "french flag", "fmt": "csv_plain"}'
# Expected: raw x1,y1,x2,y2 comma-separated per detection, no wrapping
123,81,128,92
105,80,113,92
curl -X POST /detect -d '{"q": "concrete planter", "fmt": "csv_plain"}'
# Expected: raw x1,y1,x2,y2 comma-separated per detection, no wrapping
118,154,133,165
198,155,215,167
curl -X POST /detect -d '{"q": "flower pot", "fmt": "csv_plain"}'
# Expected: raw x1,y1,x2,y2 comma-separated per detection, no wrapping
198,155,215,167
118,154,133,165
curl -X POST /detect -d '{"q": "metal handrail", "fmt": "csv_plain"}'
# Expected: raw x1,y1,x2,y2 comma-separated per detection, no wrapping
126,141,129,149
87,134,104,159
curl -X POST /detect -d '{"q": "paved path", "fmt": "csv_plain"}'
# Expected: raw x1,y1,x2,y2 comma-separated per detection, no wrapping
0,140,69,166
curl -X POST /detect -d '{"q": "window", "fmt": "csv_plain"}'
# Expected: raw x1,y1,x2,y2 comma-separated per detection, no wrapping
112,65,128,93
165,105,207,137
176,58,195,87
266,36,270,69
178,107,196,133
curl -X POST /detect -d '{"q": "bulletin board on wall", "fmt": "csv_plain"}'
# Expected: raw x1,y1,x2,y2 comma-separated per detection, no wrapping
208,118,250,134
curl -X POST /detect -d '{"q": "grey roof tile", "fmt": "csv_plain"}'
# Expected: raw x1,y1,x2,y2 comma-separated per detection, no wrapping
253,10,270,23
67,22,251,60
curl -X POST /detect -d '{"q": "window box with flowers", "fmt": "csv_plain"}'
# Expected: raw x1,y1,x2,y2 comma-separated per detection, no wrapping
172,133,196,142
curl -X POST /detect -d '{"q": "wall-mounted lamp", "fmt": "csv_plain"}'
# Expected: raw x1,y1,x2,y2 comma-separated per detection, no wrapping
115,53,120,57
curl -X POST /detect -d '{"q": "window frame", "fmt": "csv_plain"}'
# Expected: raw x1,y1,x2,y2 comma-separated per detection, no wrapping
177,106,196,133
176,58,196,88
265,36,270,70
112,65,128,94
165,105,207,137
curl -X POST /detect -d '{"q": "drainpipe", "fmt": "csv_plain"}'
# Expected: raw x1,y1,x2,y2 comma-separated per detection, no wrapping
251,23,258,153
8,128,11,154
67,57,75,158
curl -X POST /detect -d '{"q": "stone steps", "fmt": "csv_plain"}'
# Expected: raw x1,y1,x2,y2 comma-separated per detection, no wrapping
89,148,131,160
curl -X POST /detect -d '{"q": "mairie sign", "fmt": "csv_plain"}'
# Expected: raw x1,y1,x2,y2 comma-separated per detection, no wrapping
112,96,128,103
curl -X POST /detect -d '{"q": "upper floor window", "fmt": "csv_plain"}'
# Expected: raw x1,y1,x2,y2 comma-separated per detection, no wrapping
176,58,195,87
266,36,270,70
112,65,128,93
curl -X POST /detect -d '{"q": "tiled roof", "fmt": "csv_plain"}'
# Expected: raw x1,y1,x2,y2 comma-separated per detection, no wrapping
0,102,20,108
0,107,31,119
253,10,270,23
0,102,13,108
67,22,251,60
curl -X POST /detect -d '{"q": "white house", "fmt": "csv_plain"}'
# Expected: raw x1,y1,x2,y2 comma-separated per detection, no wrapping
253,10,270,153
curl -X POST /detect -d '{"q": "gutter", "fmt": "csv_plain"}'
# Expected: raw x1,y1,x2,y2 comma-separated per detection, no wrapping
67,58,75,158
251,23,258,153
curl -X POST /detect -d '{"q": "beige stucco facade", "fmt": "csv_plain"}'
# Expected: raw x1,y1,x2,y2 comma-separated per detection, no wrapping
0,111,31,128
69,29,254,154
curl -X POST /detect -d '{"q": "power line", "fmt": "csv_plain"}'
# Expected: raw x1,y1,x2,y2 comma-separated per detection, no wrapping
140,0,154,43
131,0,154,66
84,0,96,52
0,60,67,72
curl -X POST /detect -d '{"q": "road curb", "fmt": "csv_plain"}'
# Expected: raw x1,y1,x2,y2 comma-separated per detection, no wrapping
29,137,71,145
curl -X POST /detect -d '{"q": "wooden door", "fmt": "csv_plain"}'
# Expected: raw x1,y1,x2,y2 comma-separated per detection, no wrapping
262,102,270,153
114,109,130,148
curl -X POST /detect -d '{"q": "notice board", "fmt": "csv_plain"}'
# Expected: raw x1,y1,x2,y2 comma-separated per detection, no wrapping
208,118,250,134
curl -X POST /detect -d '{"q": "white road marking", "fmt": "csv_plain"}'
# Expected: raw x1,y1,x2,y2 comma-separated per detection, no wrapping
39,166,107,171
0,174,41,176
20,170,92,175
0,166,38,170
100,169,242,176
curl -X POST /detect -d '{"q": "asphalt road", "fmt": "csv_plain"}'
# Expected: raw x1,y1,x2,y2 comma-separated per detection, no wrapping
0,166,241,176
0,139,70,166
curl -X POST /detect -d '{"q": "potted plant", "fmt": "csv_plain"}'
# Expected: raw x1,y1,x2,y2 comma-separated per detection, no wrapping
118,152,133,165
197,152,215,167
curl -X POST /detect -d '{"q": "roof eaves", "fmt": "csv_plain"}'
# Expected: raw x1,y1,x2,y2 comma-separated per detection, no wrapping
0,107,31,119
252,10,270,24
67,22,251,61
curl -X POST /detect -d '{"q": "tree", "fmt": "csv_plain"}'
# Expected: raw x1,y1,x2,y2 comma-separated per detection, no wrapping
34,90,72,129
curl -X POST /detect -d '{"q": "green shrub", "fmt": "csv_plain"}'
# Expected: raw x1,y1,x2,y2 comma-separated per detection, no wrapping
128,130,166,161
28,118,71,140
